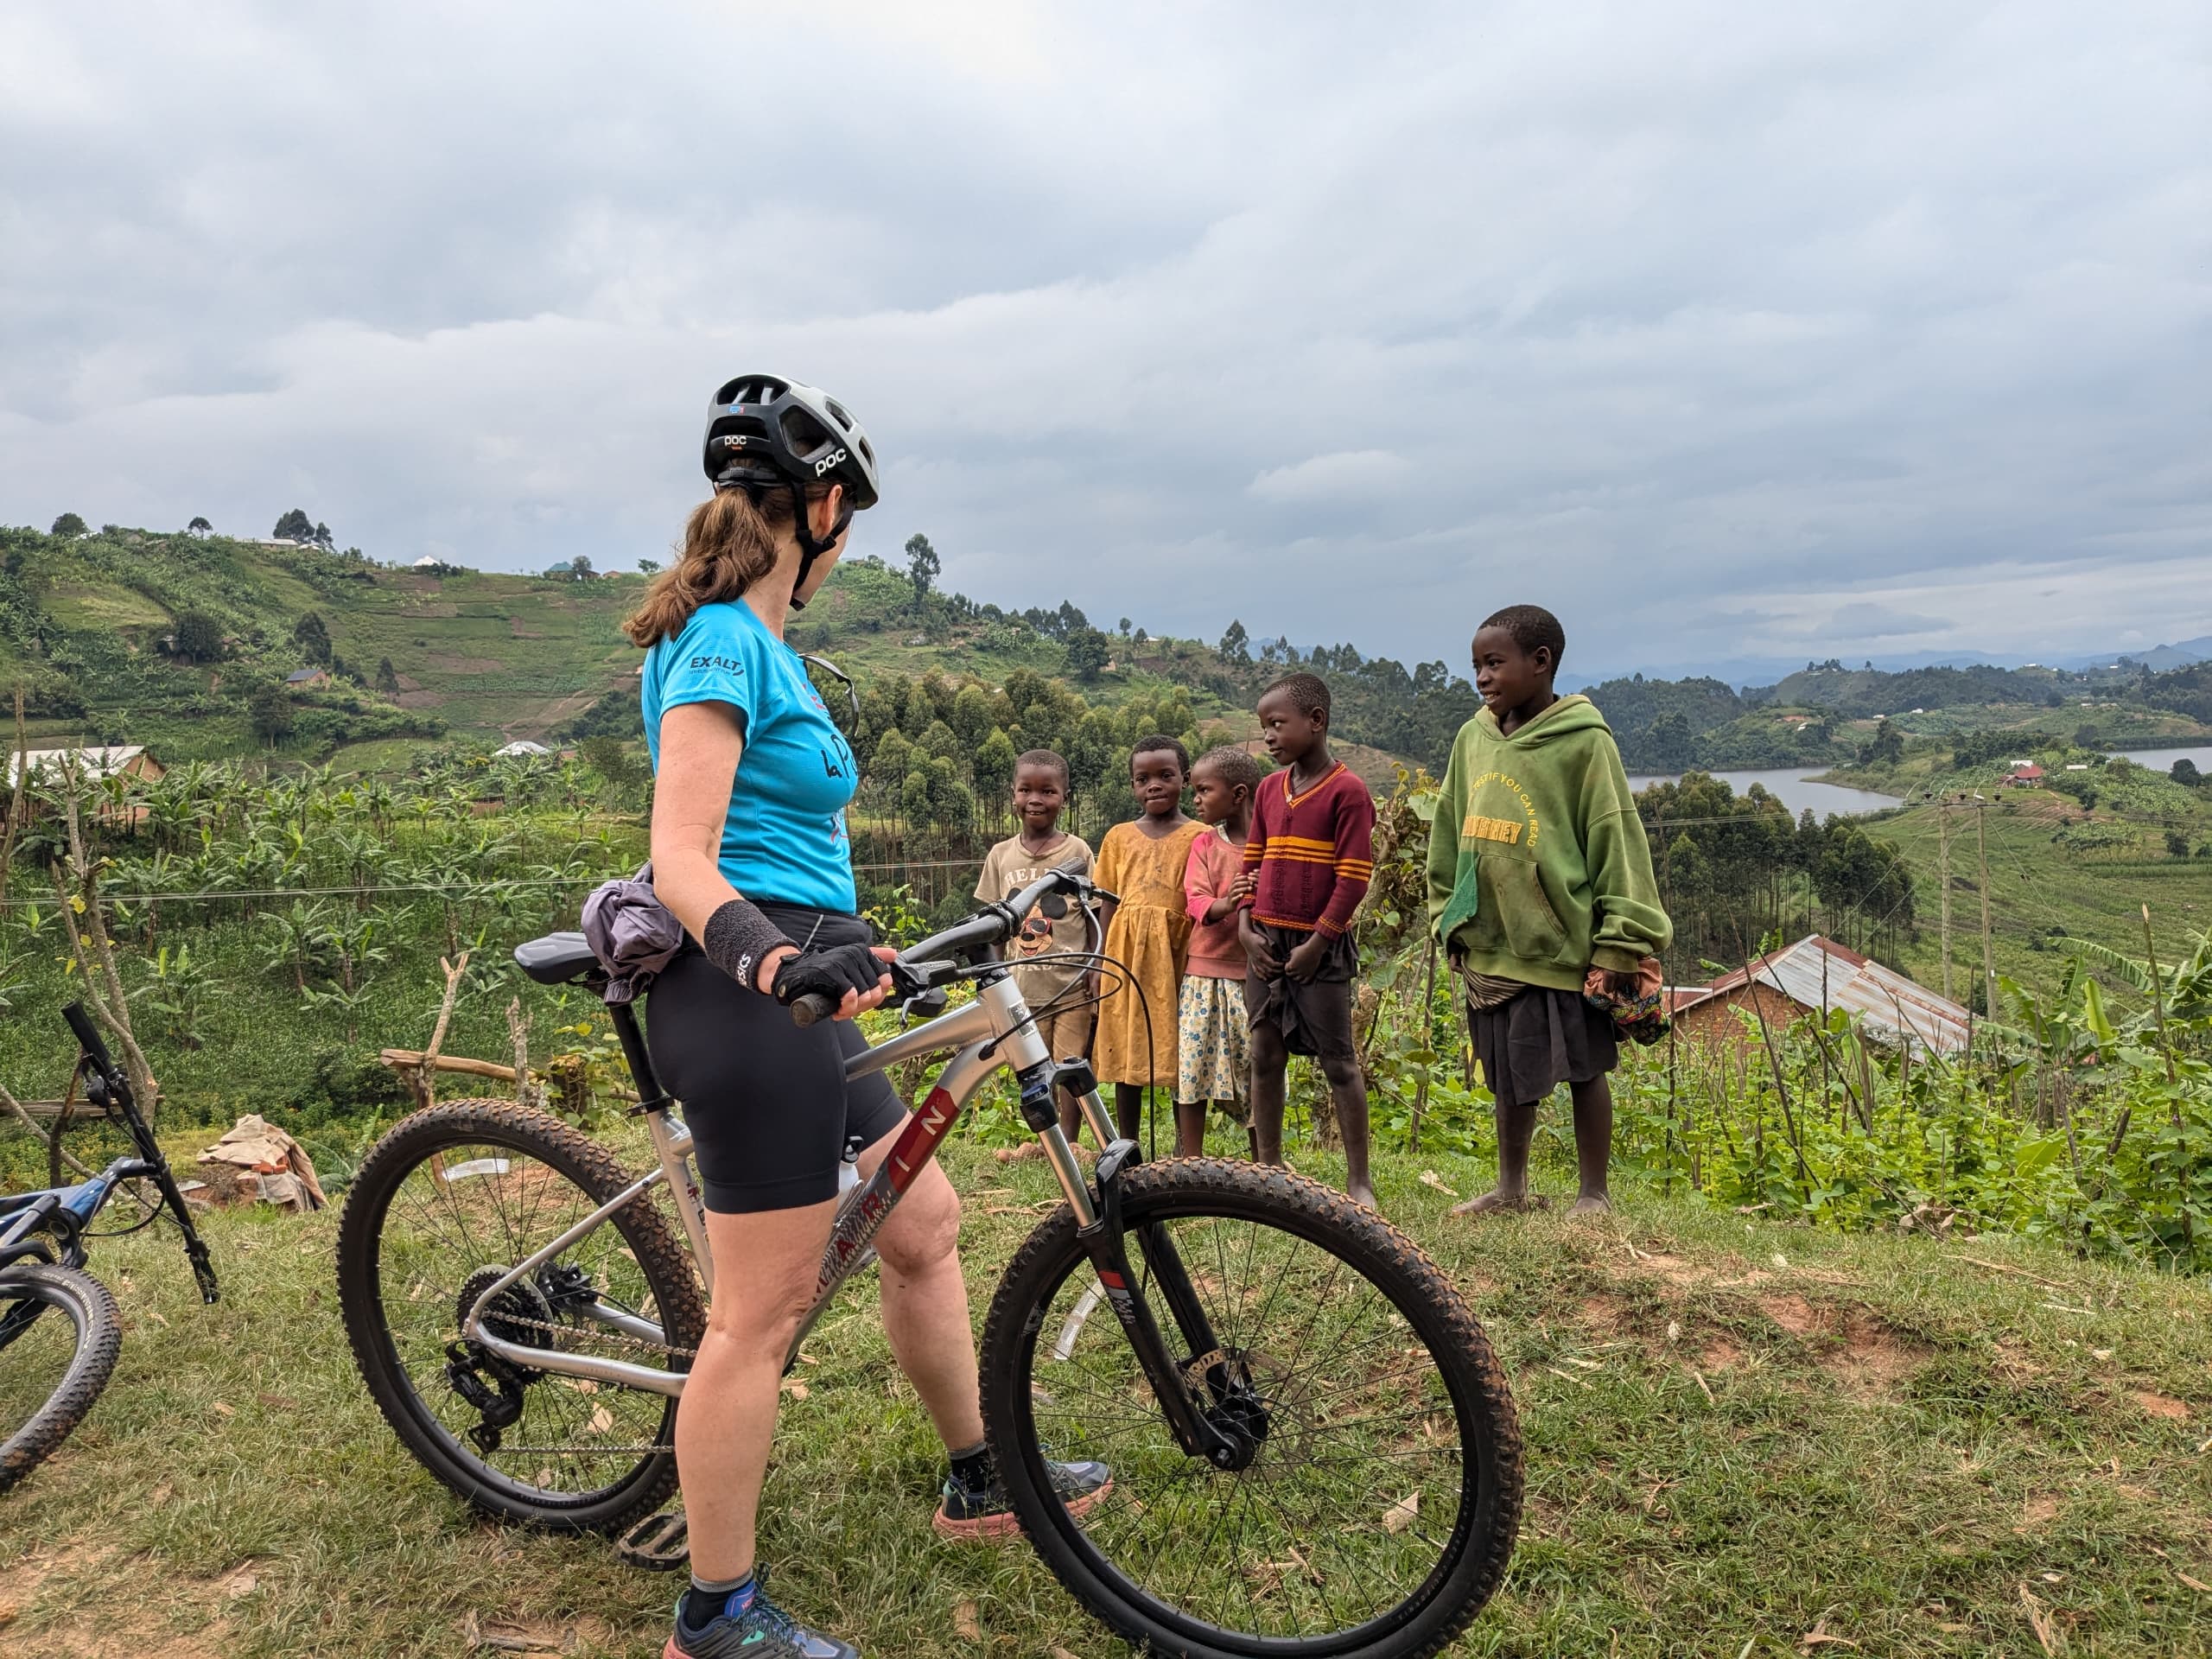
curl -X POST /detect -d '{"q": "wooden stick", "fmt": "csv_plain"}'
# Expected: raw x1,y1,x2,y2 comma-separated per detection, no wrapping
0,684,27,910
379,1049,526,1084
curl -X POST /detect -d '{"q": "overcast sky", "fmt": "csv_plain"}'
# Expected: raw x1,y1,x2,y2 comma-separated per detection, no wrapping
4,2,2208,681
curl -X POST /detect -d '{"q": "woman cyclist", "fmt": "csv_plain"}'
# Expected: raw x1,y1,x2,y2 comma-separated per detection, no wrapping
631,375,1106,1659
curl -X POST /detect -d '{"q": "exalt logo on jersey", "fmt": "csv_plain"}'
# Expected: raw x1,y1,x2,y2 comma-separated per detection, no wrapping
688,653,744,676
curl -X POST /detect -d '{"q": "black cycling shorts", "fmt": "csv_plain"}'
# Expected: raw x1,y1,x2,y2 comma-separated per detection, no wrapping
642,903,906,1215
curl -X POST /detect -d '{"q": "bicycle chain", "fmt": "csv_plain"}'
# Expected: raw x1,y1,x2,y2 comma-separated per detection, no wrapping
475,1310,697,1363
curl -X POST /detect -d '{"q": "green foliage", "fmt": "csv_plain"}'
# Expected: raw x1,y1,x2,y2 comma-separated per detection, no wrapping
171,609,225,663
903,532,938,610
50,512,87,537
272,508,316,543
291,610,333,665
247,680,295,744
1065,627,1110,681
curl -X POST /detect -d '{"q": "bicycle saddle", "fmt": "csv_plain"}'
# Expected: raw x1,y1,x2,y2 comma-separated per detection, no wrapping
514,931,601,986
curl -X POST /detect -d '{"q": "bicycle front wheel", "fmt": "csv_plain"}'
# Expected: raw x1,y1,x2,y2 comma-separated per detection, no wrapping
980,1159,1521,1659
0,1261,123,1496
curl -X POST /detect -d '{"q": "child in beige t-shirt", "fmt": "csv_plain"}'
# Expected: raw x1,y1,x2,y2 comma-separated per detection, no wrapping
975,749,1097,1141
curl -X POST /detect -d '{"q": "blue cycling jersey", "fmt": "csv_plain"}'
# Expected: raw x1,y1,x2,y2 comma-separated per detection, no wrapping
641,598,859,912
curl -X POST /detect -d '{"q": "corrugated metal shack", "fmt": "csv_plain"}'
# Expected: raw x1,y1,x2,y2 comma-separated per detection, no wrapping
1668,934,1970,1057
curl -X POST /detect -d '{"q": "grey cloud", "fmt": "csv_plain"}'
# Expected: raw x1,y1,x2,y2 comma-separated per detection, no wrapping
3,0,2208,678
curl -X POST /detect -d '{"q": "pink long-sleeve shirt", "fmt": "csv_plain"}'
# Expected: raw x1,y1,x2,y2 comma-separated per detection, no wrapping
1183,827,1249,980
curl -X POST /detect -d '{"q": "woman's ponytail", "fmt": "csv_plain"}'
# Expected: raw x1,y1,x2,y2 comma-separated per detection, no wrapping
623,484,824,647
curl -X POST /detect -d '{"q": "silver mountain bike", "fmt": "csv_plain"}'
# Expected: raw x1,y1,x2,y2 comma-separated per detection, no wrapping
335,868,1521,1658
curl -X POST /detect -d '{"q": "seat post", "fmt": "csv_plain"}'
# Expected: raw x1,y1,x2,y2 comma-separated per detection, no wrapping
607,1001,671,1113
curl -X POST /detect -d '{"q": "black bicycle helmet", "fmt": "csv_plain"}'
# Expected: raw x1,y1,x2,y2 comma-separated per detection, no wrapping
702,373,880,608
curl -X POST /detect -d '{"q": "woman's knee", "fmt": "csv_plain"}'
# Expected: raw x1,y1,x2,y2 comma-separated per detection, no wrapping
875,1170,962,1279
702,1204,832,1344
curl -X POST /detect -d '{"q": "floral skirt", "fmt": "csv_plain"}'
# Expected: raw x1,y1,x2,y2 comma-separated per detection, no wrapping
1177,976,1249,1109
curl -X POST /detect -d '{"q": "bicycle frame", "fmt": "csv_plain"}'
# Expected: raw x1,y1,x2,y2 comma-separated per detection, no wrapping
464,874,1255,1469
1,1003,219,1302
460,971,1101,1401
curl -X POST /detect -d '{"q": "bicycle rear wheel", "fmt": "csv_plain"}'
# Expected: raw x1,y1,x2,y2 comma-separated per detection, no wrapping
0,1261,123,1495
980,1159,1521,1659
335,1099,706,1532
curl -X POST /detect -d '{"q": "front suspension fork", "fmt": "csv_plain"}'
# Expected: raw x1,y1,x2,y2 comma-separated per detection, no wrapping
1025,1065,1255,1470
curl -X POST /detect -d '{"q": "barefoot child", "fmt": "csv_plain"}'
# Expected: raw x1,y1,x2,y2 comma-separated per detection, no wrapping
975,749,1097,1142
1236,675,1377,1209
1427,605,1671,1217
1176,746,1262,1157
1093,738,1206,1142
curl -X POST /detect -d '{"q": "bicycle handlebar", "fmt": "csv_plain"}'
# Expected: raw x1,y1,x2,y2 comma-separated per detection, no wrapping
62,1001,120,1088
787,868,1116,1029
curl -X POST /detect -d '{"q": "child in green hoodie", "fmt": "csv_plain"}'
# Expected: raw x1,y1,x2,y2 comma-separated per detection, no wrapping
1426,605,1671,1217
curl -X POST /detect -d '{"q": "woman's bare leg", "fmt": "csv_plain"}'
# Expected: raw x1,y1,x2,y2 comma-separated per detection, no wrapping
855,1125,986,1452
677,1199,836,1581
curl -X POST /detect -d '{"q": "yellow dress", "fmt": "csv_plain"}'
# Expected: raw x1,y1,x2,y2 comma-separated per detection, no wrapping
1092,819,1206,1087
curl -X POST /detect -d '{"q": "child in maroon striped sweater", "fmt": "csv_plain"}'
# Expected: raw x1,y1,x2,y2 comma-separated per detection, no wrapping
1236,673,1377,1209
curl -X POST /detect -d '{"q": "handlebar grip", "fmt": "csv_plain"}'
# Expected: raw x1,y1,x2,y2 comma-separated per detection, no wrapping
789,992,837,1028
62,1001,117,1077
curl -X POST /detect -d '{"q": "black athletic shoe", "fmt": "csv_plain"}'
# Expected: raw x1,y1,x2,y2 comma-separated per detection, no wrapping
933,1457,1112,1540
664,1573,858,1659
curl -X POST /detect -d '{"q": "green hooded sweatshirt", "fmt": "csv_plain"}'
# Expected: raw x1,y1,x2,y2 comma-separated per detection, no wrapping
1425,695,1671,991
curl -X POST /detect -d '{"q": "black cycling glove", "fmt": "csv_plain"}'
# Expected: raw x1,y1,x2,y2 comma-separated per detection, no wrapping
769,942,890,1007
701,897,797,991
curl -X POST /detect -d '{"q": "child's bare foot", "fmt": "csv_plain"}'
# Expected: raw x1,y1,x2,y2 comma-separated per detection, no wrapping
1452,1190,1548,1217
1568,1192,1611,1217
1347,1178,1377,1211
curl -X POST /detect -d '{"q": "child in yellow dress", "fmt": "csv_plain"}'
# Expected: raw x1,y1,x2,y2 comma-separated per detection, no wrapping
1092,736,1205,1141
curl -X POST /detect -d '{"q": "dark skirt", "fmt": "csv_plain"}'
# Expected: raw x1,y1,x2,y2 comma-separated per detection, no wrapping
1469,986,1618,1108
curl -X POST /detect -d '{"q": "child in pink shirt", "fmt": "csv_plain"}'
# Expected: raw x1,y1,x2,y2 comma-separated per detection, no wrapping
1177,747,1262,1156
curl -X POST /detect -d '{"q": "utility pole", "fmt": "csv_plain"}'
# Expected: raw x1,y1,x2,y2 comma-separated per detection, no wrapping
1936,797,1952,1002
1975,798,1996,1015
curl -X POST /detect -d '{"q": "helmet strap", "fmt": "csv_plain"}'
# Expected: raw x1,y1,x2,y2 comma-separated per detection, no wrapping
785,484,854,613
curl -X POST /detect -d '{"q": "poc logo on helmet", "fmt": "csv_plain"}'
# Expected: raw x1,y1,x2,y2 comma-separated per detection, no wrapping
813,448,848,477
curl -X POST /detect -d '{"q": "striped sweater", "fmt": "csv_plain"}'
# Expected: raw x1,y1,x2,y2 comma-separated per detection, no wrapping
1241,761,1376,938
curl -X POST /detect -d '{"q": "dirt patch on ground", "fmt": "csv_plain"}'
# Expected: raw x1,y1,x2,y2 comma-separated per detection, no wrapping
0,1548,235,1657
1630,1252,1709,1288
1762,1294,1826,1336
509,618,545,637
1699,1338,1744,1372
1576,1292,1630,1334
1821,1311,1929,1399
426,654,507,675
2131,1389,2191,1421
2019,1494,2061,1529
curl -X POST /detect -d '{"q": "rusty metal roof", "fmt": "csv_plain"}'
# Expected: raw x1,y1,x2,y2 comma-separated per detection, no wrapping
1698,935,1970,1055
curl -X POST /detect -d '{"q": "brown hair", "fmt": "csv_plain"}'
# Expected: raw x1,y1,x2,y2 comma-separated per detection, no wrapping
622,481,836,647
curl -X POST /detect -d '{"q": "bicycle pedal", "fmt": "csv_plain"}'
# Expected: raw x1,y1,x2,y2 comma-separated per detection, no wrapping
614,1507,689,1572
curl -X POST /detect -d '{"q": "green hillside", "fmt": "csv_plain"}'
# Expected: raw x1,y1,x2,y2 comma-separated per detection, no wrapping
0,523,644,760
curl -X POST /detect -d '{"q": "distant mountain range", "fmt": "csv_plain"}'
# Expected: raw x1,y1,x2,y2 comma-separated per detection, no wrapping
1567,636,2212,694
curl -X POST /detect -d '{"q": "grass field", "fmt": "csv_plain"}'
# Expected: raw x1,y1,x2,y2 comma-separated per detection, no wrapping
1861,793,2212,1003
4,1126,2209,1658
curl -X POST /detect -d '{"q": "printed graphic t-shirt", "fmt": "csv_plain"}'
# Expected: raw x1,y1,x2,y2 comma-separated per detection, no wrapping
974,832,1096,1002
641,598,859,912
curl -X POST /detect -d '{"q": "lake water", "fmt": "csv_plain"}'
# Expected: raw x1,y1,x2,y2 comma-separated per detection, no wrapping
1624,743,2212,819
1624,768,1903,818
2110,744,2212,773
